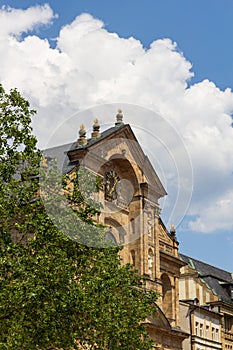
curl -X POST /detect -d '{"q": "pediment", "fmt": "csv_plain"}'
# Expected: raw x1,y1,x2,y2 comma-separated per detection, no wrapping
67,124,166,200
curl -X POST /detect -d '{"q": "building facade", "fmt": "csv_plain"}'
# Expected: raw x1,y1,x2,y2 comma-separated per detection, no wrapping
179,255,233,350
180,299,222,350
45,111,233,350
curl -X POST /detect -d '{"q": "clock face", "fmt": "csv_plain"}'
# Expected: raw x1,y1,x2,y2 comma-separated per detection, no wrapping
105,170,120,201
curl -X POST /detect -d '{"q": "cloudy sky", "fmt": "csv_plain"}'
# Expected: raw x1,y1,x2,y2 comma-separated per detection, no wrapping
0,0,233,271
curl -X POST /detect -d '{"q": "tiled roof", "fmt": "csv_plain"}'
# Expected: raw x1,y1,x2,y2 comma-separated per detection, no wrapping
181,254,233,304
43,142,75,174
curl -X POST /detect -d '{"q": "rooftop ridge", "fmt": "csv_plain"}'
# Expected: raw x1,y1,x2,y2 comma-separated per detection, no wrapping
180,253,233,277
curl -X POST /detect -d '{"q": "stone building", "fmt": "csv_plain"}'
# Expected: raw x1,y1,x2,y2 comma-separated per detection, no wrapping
45,111,188,349
179,255,233,350
44,111,233,350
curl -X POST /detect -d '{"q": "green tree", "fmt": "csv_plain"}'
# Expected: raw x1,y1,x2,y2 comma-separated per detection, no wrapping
0,84,157,350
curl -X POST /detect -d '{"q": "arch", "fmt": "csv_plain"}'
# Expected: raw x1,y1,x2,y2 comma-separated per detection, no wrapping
100,156,140,195
104,217,127,244
161,273,173,320
105,231,117,245
108,154,140,188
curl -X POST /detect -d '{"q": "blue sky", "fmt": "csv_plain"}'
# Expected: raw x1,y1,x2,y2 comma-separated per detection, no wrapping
0,0,233,271
2,0,233,90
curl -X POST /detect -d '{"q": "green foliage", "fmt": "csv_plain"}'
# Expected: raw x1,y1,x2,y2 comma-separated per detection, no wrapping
0,84,157,349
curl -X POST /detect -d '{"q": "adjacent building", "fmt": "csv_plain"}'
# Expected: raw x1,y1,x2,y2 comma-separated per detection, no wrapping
179,255,233,350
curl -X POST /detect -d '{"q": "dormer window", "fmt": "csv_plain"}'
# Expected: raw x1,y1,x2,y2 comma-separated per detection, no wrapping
231,286,233,300
218,281,233,299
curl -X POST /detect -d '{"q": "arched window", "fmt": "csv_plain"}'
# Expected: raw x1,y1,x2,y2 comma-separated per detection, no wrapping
104,219,126,245
130,250,136,266
161,273,173,320
130,218,135,235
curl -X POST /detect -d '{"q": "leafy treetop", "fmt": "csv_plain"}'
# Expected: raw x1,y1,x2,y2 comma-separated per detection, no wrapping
0,85,157,350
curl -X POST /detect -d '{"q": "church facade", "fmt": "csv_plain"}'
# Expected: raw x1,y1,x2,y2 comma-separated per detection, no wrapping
44,110,233,350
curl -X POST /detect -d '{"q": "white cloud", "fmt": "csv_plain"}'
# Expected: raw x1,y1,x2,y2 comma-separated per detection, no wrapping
0,6,233,233
0,4,55,37
189,190,233,233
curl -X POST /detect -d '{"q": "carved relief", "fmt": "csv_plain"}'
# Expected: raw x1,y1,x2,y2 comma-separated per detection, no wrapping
105,170,120,201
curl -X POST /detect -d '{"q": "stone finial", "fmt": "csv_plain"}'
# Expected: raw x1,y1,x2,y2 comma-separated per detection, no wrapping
170,224,176,237
77,124,87,146
115,109,124,126
91,118,101,138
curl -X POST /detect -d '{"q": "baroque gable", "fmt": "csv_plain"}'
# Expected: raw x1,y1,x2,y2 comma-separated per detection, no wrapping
44,111,189,350
66,123,166,203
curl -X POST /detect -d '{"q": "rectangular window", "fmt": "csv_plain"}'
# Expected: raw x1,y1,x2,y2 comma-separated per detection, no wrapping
216,329,219,342
195,322,199,336
212,327,215,340
200,324,203,337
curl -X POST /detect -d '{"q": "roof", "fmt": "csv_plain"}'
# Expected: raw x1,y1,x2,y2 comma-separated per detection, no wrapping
43,124,127,174
181,254,233,304
43,142,75,174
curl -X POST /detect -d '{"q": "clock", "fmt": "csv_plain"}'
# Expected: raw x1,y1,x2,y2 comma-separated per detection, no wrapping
105,170,120,201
